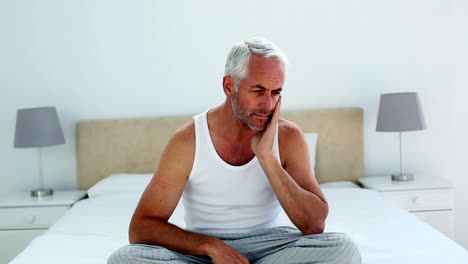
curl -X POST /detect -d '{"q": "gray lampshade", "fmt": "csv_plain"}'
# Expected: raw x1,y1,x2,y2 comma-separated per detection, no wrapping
14,107,65,148
376,92,427,132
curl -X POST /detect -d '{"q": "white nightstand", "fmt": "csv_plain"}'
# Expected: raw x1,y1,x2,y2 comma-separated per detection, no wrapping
358,176,454,239
0,190,87,263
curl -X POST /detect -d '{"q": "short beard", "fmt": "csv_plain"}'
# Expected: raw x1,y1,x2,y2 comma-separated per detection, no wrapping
231,91,271,131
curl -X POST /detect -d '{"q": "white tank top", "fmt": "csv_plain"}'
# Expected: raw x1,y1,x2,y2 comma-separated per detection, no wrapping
182,110,281,233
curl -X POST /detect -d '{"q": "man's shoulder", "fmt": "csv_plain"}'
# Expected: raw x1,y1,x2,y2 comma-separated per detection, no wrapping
278,119,307,165
170,120,195,146
278,118,303,138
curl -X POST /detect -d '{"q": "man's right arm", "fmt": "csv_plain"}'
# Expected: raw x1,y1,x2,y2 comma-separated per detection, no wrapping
128,121,249,264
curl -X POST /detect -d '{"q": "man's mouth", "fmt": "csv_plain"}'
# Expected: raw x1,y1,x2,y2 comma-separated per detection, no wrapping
252,113,271,120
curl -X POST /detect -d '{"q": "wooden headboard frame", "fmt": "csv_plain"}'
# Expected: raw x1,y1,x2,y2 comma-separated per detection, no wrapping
76,107,364,190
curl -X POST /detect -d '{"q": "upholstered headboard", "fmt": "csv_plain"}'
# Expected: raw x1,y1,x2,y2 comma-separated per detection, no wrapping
76,107,364,189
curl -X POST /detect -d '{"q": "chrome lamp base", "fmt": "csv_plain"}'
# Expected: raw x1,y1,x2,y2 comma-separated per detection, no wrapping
31,188,54,197
391,173,414,181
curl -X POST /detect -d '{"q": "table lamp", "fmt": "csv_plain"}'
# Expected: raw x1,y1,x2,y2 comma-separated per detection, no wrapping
376,92,426,181
14,107,65,197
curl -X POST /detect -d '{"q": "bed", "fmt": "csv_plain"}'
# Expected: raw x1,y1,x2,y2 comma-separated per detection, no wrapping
10,107,468,263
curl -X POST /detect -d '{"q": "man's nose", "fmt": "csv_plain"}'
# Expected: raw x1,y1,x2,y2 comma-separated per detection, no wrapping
260,94,274,110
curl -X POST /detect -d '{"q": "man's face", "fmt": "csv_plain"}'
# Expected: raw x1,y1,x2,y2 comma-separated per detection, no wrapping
231,54,285,131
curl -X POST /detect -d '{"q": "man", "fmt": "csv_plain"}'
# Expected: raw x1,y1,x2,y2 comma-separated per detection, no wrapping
108,38,361,264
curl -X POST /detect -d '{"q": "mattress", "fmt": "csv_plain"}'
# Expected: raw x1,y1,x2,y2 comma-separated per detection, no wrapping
11,182,468,263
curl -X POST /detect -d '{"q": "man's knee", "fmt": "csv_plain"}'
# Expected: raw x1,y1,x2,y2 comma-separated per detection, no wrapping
107,244,179,264
298,232,361,263
332,233,361,263
108,245,132,264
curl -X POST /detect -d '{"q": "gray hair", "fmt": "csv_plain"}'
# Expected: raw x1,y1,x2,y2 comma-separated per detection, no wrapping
225,37,288,91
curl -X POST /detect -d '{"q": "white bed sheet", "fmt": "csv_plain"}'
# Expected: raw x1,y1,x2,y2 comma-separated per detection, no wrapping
11,187,468,264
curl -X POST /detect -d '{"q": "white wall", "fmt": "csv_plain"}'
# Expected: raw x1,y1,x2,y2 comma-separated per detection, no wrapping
1,0,467,249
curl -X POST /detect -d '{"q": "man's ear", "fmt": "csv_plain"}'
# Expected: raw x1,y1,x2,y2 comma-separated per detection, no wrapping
223,76,235,97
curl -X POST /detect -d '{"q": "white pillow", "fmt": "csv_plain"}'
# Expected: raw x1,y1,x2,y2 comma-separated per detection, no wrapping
320,181,360,189
303,132,318,173
87,173,153,198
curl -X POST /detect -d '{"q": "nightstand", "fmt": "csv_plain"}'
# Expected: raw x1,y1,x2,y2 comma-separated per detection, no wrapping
0,190,87,263
358,176,454,239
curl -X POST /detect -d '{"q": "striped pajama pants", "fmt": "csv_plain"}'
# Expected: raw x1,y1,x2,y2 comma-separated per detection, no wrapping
108,226,361,264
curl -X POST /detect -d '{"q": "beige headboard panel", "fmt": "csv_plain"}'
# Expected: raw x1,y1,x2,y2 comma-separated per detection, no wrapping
77,107,364,189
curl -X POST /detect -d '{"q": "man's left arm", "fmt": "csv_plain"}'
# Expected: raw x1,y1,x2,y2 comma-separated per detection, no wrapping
251,97,329,235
